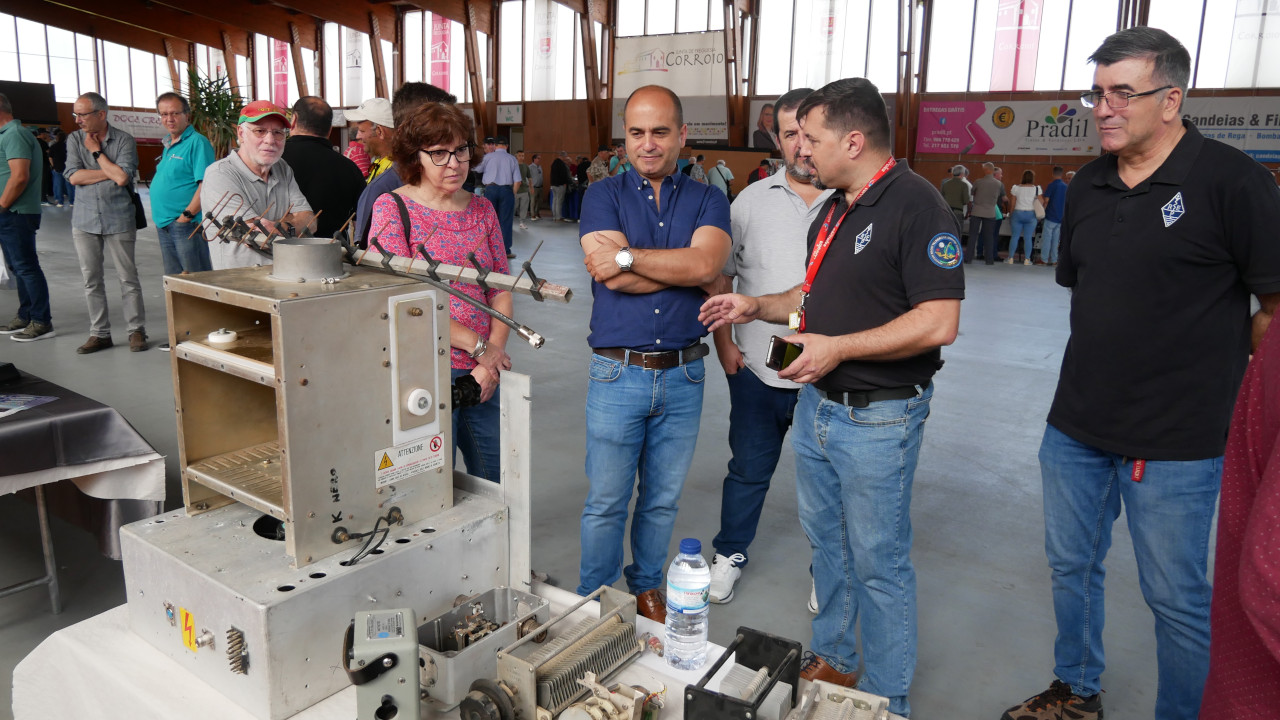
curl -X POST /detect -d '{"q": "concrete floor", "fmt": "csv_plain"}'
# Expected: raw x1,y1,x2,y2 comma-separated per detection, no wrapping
1,198,1174,719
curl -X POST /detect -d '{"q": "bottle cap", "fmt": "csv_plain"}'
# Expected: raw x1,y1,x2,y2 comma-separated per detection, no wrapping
679,538,700,555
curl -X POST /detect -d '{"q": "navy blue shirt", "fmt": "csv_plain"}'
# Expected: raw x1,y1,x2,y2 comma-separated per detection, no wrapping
1043,177,1068,223
581,169,731,351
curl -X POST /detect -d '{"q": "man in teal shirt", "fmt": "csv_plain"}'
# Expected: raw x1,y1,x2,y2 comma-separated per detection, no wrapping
151,91,214,281
0,93,54,342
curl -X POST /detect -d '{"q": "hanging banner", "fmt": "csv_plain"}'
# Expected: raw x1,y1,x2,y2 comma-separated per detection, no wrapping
106,109,166,146
531,0,557,100
1226,0,1280,88
916,99,1096,156
272,39,289,108
1183,96,1280,163
990,0,1043,92
344,27,363,106
807,0,842,89
613,31,728,141
430,13,451,92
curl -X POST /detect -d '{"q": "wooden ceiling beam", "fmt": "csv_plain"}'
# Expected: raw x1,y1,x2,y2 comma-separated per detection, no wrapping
393,0,490,35
267,0,398,41
0,0,191,58
149,0,319,49
35,0,249,55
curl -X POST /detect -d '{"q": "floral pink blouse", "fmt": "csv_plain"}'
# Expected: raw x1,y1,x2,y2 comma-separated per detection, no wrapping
370,192,509,369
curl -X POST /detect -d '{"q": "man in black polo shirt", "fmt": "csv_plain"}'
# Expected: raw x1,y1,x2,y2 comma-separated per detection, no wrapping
1001,28,1280,720
281,97,366,240
701,78,963,717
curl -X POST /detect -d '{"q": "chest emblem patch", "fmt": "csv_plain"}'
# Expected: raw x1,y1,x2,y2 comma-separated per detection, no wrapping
854,223,873,254
1161,192,1185,227
928,233,962,269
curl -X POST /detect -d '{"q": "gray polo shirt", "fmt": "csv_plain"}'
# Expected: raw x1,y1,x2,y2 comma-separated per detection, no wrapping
723,169,833,389
64,125,138,235
200,151,312,269
970,175,1003,219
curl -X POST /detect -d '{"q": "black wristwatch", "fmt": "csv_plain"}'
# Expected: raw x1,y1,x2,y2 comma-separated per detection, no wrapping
91,150,101,160
181,209,197,221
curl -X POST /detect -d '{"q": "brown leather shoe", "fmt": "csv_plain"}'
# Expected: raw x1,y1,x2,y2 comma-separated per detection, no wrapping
129,330,148,352
636,589,667,624
76,335,114,354
799,652,858,687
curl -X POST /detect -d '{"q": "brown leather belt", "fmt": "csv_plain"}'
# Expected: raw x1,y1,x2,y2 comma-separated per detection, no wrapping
593,343,709,370
825,381,929,408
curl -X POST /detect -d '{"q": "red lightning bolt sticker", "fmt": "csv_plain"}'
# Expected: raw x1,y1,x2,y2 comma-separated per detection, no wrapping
180,609,198,652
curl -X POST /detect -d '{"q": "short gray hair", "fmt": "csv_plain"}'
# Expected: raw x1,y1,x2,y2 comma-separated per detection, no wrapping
0,93,11,116
952,164,966,177
1089,27,1190,94
80,92,108,112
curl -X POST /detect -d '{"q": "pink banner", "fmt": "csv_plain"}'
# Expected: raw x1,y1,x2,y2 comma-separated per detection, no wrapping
431,14,450,91
272,39,289,107
990,0,1042,92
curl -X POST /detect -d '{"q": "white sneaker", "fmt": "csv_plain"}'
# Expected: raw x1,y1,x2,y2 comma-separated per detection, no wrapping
708,553,745,604
808,579,819,614
519,222,528,230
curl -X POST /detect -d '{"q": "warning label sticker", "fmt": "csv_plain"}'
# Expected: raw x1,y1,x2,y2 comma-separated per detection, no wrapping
374,436,444,487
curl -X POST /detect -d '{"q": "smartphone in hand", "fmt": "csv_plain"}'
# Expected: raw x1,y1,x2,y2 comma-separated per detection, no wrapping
765,335,803,371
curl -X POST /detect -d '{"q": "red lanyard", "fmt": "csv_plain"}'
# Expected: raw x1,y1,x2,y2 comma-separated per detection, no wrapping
799,157,895,331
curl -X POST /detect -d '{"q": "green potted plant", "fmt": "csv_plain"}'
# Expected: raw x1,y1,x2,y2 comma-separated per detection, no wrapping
187,67,242,159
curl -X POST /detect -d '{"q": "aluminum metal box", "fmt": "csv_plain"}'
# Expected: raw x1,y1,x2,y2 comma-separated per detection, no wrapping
121,484,511,720
163,266,453,568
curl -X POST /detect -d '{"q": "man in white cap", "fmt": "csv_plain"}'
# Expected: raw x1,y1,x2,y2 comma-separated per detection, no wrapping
200,100,313,269
346,97,395,184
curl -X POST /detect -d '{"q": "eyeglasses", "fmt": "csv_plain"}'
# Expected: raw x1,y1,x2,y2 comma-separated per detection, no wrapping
1080,85,1173,109
71,110,103,119
158,112,186,119
421,144,472,166
246,127,289,140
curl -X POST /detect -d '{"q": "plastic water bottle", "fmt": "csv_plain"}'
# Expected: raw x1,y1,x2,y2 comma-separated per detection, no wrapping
665,538,710,671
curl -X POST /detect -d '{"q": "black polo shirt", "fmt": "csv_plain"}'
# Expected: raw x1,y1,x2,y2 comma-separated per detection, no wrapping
1050,121,1280,461
805,161,965,393
281,134,367,239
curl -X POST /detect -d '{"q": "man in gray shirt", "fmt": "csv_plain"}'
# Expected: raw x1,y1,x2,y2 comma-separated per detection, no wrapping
201,101,313,269
968,161,1004,265
708,88,833,605
65,92,146,354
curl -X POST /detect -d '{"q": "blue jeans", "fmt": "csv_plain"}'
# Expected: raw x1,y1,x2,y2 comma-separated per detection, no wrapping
486,185,515,253
578,353,706,595
1041,220,1062,263
1039,424,1219,719
1009,210,1037,259
450,367,501,483
713,367,799,566
156,221,213,275
970,216,998,263
794,383,932,717
51,172,74,205
0,212,51,325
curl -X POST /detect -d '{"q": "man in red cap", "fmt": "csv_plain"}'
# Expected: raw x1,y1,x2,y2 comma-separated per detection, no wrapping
200,100,314,269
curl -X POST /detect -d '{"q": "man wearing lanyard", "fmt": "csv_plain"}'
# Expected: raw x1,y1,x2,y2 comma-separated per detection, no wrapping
578,85,731,623
707,87,833,606
701,78,963,716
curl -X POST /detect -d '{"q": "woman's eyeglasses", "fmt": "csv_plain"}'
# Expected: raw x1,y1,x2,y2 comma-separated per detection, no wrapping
422,144,473,166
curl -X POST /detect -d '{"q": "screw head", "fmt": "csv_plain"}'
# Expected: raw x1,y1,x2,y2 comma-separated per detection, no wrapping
382,657,394,668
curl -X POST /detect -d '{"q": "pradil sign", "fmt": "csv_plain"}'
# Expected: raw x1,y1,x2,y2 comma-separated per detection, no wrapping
915,99,1098,156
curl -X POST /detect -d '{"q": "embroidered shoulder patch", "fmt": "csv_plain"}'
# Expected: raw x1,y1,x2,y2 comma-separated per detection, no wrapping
928,233,962,269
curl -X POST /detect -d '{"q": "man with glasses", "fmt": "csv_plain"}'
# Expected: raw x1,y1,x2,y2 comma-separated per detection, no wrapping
65,91,147,353
1001,27,1280,720
151,92,214,294
200,101,313,270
